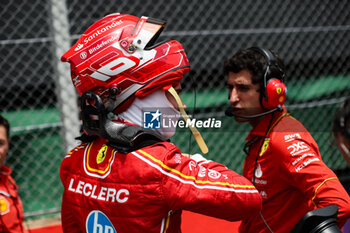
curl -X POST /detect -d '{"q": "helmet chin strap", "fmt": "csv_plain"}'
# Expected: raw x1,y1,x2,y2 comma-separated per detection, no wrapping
168,87,209,154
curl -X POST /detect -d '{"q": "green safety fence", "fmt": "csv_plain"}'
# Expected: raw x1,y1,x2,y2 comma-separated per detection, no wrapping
2,75,350,217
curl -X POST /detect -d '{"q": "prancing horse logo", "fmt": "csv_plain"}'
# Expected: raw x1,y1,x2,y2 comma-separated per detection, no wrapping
97,145,108,164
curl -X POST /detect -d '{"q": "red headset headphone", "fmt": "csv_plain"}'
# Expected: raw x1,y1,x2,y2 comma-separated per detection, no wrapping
249,47,287,110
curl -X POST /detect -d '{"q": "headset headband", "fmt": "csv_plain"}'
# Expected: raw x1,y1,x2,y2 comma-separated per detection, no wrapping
248,47,285,99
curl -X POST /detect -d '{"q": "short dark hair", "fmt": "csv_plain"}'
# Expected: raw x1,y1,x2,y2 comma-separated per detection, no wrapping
0,115,10,139
223,48,285,86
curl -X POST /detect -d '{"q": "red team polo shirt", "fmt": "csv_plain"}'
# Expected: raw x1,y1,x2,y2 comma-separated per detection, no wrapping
239,109,350,233
0,166,25,233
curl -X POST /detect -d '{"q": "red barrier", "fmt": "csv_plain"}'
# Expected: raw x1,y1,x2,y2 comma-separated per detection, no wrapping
29,224,62,233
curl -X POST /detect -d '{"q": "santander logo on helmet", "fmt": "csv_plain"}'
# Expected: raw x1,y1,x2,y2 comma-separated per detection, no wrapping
61,13,190,113
83,19,123,46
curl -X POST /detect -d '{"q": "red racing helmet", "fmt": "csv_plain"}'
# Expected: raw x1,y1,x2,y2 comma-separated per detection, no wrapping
61,13,190,113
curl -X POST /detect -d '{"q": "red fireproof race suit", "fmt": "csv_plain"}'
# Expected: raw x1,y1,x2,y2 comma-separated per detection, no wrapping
0,166,25,233
60,137,262,233
239,109,350,233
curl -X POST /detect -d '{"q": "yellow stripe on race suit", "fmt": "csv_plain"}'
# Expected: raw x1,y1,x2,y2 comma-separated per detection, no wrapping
311,177,338,206
137,149,255,189
168,87,208,154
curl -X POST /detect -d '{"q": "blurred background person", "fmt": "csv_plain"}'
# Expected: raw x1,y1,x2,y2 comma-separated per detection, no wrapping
333,97,350,232
333,97,350,166
0,115,25,233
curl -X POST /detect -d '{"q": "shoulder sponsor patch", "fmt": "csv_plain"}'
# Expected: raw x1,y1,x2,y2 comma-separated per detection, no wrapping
284,133,301,142
0,196,10,215
295,157,320,172
291,153,316,166
287,141,310,156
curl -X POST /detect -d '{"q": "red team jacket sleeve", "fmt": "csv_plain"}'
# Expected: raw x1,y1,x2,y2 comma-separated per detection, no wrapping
273,132,350,228
60,150,79,233
152,144,262,221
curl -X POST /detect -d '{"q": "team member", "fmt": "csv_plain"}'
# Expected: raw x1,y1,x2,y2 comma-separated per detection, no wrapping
0,115,25,233
60,13,262,233
333,97,350,232
224,47,350,233
333,97,350,166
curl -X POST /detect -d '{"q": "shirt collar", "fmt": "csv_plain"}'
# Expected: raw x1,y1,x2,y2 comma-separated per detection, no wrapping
246,107,287,141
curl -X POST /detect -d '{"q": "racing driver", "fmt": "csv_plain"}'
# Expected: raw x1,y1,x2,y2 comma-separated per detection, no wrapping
60,13,262,233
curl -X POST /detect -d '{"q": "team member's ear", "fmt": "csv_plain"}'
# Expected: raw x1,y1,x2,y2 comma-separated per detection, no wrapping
261,78,287,110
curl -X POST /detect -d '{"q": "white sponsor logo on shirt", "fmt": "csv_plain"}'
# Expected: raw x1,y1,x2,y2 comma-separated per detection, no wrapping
287,142,310,156
284,133,301,142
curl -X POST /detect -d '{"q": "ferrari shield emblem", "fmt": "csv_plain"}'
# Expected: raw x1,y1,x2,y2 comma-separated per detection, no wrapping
0,196,10,215
259,139,270,156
